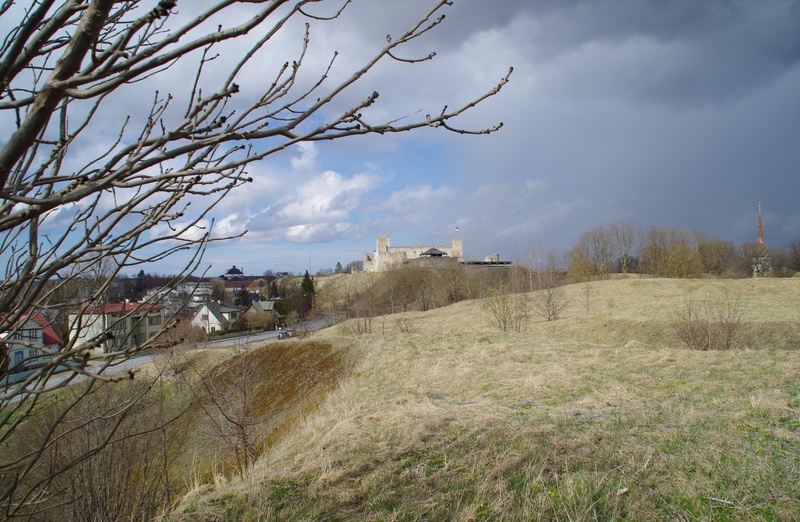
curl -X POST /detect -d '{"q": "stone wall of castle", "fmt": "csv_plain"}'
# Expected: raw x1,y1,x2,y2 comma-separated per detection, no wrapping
363,235,463,272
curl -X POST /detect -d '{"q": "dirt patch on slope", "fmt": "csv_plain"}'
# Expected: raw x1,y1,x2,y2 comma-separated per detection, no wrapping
174,340,347,480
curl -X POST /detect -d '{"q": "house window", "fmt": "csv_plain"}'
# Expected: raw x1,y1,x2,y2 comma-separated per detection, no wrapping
15,330,39,341
27,349,37,358
201,314,209,321
148,315,162,326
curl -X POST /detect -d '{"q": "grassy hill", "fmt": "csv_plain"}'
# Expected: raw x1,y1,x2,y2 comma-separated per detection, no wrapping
167,277,800,521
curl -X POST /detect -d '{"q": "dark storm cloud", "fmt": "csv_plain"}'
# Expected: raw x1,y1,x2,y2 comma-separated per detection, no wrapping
459,0,800,108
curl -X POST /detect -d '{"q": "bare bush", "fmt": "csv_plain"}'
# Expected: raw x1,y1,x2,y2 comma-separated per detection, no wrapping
192,352,265,478
164,320,208,348
672,293,746,350
293,324,312,339
531,275,569,322
487,287,528,332
3,367,189,521
395,316,418,334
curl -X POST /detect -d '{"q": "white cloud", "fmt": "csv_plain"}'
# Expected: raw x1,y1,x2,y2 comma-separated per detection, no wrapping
290,142,320,173
213,213,248,239
241,144,387,243
384,185,456,212
149,218,211,243
278,170,378,221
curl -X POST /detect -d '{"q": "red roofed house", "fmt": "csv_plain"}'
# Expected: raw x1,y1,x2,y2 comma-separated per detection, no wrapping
1,313,62,373
68,302,165,355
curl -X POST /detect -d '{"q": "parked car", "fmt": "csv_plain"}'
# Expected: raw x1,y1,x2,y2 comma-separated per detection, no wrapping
278,331,288,340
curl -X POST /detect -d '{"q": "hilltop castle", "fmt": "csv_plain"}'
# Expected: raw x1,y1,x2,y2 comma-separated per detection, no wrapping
363,235,464,272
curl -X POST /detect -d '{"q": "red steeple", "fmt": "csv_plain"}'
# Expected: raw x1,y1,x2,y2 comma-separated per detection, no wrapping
757,203,765,245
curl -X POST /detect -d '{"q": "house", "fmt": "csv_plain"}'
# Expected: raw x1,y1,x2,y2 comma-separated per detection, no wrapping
1,313,62,373
141,287,184,318
177,281,213,309
242,300,281,329
68,302,165,355
141,281,214,317
190,301,240,333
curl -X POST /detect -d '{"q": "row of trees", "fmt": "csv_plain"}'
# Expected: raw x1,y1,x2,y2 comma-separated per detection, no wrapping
313,257,572,334
315,261,527,332
566,221,796,280
313,219,794,336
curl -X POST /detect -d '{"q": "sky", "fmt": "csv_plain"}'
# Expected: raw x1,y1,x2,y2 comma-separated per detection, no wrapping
7,0,800,278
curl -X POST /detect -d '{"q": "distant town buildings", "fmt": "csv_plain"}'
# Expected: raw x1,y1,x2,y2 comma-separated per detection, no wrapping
141,281,213,317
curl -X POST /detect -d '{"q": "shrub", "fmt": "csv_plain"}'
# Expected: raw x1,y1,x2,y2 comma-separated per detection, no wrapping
487,287,528,331
394,316,418,333
672,293,745,350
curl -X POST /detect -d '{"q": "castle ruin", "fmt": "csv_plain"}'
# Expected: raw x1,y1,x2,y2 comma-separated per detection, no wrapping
363,235,463,272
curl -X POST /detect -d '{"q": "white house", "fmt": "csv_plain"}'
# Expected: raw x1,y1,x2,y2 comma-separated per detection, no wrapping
1,313,62,373
190,301,240,333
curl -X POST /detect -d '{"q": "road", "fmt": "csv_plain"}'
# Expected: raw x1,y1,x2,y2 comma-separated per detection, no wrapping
4,317,333,402
203,317,330,348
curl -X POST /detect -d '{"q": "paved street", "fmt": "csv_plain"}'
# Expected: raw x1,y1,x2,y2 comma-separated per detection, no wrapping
4,317,334,402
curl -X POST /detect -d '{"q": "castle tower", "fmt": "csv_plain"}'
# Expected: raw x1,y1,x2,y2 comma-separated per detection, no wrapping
757,203,765,245
450,238,463,262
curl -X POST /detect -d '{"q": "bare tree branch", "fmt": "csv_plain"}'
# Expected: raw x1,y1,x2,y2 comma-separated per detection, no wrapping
0,0,510,516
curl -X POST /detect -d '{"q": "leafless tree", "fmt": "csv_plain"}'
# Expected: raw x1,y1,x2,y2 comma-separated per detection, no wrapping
639,226,701,278
192,350,265,477
567,226,612,281
384,265,423,314
0,0,510,517
737,241,772,277
526,243,545,292
694,232,736,276
587,226,614,279
566,234,593,283
531,257,569,322
486,285,528,332
610,220,636,274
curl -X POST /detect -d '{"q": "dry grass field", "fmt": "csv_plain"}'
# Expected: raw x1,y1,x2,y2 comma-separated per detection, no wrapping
169,277,800,521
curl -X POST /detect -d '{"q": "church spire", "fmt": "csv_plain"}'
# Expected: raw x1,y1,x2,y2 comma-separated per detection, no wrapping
757,203,765,245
